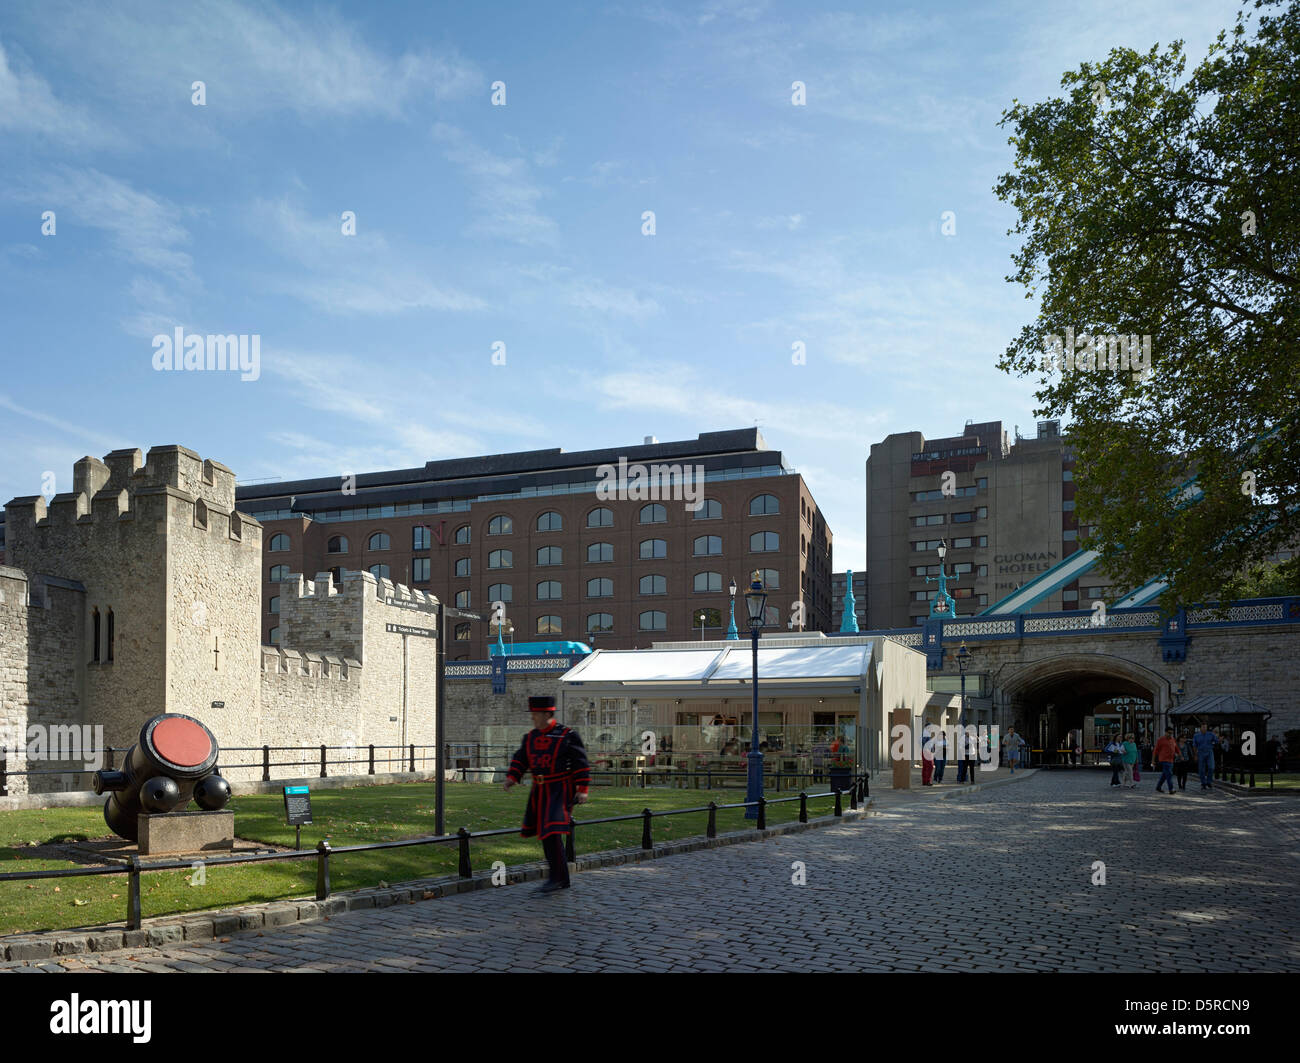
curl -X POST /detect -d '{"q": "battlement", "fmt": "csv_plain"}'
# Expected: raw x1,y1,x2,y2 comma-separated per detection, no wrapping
259,646,360,680
281,569,439,610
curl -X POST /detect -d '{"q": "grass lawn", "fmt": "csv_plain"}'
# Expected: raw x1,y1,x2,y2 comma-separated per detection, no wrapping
0,780,848,936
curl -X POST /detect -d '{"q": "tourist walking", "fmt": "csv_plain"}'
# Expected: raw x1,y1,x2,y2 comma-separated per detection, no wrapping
1121,733,1139,788
503,695,591,894
962,726,978,783
1192,722,1217,791
1153,728,1179,795
1002,726,1026,774
921,725,935,785
933,727,948,783
1175,732,1194,791
1105,736,1124,786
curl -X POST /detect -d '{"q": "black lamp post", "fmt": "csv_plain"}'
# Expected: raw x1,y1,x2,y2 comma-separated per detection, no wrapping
955,640,972,780
744,572,767,820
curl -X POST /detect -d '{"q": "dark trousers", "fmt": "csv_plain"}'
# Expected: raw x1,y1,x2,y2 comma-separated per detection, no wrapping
1175,762,1189,789
934,758,946,782
1110,763,1121,785
963,757,976,781
542,834,571,886
1157,761,1174,792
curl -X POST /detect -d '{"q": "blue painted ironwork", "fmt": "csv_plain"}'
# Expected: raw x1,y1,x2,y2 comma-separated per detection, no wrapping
839,568,860,633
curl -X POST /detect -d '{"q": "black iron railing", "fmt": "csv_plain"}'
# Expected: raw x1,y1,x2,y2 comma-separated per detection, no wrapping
0,776,868,930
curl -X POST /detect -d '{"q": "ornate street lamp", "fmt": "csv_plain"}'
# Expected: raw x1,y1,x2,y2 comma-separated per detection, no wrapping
726,578,739,640
697,610,707,642
743,572,767,820
927,539,956,619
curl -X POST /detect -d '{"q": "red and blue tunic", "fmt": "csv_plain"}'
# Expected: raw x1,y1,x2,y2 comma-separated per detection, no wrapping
507,720,591,839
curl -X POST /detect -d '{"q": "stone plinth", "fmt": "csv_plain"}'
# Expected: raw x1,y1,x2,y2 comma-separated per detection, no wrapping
138,810,235,855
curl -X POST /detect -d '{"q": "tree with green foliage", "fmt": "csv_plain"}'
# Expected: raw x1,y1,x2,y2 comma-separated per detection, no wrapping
994,0,1299,610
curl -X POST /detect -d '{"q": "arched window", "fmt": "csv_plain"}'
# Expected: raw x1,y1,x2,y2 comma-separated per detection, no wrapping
757,568,780,590
587,507,613,528
587,613,614,633
455,557,471,578
638,610,667,631
269,596,280,614
455,590,472,609
488,515,512,535
454,525,471,545
536,615,562,635
368,532,390,551
488,583,513,603
489,549,513,569
268,533,290,552
694,571,723,593
587,578,613,598
369,564,391,579
639,574,666,596
537,546,562,566
750,531,780,552
269,626,280,645
270,564,290,582
639,538,667,559
764,605,781,627
749,494,780,516
327,535,349,553
587,542,613,563
693,499,722,520
536,580,561,600
536,511,562,532
454,623,471,641
693,535,722,556
639,503,667,524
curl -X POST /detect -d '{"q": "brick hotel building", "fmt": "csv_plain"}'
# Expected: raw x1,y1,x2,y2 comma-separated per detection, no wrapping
235,429,834,656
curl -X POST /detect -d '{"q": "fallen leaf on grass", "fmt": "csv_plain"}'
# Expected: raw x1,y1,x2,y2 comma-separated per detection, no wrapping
111,894,119,899
53,886,60,892
73,899,87,906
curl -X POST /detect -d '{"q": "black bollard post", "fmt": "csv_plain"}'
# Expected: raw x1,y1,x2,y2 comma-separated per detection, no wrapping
127,855,142,930
368,744,375,775
320,744,327,779
799,791,808,823
707,801,717,839
262,745,270,782
757,795,766,830
457,827,472,878
641,808,653,850
834,788,843,817
850,781,858,810
0,746,6,798
315,840,332,900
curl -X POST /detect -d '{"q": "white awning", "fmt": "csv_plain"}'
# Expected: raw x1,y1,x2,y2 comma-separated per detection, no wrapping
560,642,873,688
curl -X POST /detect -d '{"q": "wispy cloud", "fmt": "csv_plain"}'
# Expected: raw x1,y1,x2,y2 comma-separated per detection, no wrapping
432,123,558,245
0,39,115,148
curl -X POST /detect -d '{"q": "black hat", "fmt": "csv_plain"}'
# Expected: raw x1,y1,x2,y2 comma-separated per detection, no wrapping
528,695,556,713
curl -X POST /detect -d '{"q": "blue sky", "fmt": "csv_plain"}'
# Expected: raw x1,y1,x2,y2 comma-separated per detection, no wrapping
0,0,1249,569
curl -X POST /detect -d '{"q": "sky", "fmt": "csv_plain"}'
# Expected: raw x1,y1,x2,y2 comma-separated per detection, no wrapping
0,0,1253,570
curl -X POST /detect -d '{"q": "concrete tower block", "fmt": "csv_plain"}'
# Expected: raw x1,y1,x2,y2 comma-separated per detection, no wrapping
73,456,110,499
101,449,144,494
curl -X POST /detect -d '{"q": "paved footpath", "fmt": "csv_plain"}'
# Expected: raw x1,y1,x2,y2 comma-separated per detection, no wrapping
4,772,1298,973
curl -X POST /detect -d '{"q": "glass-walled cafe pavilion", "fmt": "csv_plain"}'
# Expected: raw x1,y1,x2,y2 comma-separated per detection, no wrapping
547,633,930,778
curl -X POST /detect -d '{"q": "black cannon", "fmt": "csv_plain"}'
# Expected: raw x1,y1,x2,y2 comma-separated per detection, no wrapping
92,713,231,841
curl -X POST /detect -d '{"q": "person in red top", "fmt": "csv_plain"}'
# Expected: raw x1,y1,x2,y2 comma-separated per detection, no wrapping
503,695,591,894
1153,727,1180,795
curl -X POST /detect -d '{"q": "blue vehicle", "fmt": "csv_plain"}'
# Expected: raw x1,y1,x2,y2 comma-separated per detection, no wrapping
491,639,592,656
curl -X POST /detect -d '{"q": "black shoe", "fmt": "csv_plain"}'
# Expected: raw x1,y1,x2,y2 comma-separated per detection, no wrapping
536,880,569,895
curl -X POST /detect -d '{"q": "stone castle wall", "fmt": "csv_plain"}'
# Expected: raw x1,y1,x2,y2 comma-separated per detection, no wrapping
0,567,86,796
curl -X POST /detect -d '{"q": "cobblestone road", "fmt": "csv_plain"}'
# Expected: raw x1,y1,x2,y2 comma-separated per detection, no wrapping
5,772,1299,973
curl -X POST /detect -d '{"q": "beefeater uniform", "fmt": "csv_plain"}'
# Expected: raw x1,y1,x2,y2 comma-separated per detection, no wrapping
507,696,590,888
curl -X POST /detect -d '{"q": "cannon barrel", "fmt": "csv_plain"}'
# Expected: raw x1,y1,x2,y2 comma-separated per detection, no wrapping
98,714,224,841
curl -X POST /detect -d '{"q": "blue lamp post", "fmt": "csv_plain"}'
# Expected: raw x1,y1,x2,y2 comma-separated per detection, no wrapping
744,572,767,820
926,540,956,619
726,578,739,640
